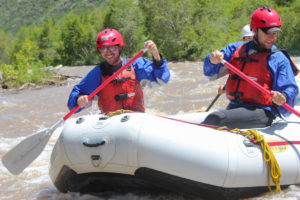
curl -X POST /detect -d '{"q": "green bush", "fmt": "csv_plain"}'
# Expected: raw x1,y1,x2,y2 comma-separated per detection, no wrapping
0,38,53,88
2,0,300,88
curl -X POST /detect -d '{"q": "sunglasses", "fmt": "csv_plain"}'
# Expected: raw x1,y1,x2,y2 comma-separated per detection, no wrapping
259,27,281,34
98,45,119,53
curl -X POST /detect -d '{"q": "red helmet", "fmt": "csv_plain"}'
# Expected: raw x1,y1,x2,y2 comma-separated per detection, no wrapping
250,6,282,32
96,29,124,49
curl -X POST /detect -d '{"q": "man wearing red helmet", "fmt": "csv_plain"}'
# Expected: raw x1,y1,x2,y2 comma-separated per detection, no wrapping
67,29,170,114
202,6,299,129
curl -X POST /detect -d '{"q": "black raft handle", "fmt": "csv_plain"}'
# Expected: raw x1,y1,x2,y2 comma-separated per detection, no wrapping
83,140,106,147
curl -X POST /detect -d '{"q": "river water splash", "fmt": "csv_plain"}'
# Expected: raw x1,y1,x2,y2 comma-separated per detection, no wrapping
1,60,300,200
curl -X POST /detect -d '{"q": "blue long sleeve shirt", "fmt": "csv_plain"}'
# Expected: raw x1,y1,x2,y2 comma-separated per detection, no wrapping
203,41,299,117
68,57,170,112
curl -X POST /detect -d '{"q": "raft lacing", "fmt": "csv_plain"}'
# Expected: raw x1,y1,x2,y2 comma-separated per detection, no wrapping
217,126,281,193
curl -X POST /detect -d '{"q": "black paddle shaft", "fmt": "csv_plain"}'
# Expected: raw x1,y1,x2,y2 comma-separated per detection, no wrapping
205,84,226,112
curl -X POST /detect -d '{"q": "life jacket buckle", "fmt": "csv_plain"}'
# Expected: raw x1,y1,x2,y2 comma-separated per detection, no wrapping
230,91,243,97
231,74,243,80
115,93,135,101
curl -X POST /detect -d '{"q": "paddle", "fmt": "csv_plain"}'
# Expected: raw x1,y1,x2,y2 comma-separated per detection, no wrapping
205,94,221,112
206,84,226,112
2,48,148,175
222,60,300,117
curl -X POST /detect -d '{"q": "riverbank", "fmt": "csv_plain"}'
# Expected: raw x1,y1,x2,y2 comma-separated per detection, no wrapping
1,56,300,94
0,64,88,93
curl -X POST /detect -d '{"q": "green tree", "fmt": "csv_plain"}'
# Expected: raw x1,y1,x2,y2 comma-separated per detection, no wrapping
29,18,60,66
276,1,300,54
140,0,197,60
8,26,31,64
57,13,95,65
0,31,10,64
78,11,103,65
1,0,300,69
104,0,146,57
13,39,44,84
0,38,52,87
185,0,276,59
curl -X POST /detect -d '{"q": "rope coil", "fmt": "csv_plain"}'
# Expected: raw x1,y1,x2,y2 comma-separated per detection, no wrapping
217,126,281,193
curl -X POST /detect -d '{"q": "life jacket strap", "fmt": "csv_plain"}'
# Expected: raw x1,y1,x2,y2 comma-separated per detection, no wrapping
114,92,136,101
230,91,244,97
233,57,258,62
111,77,131,85
231,74,244,80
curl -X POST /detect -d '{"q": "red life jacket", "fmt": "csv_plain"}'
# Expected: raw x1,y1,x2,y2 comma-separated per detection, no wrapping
98,65,145,113
226,44,273,105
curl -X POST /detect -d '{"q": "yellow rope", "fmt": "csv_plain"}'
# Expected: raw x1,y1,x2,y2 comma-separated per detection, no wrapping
106,109,133,117
215,127,281,193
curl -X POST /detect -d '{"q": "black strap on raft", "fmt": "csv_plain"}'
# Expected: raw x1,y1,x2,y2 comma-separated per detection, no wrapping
272,49,300,76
